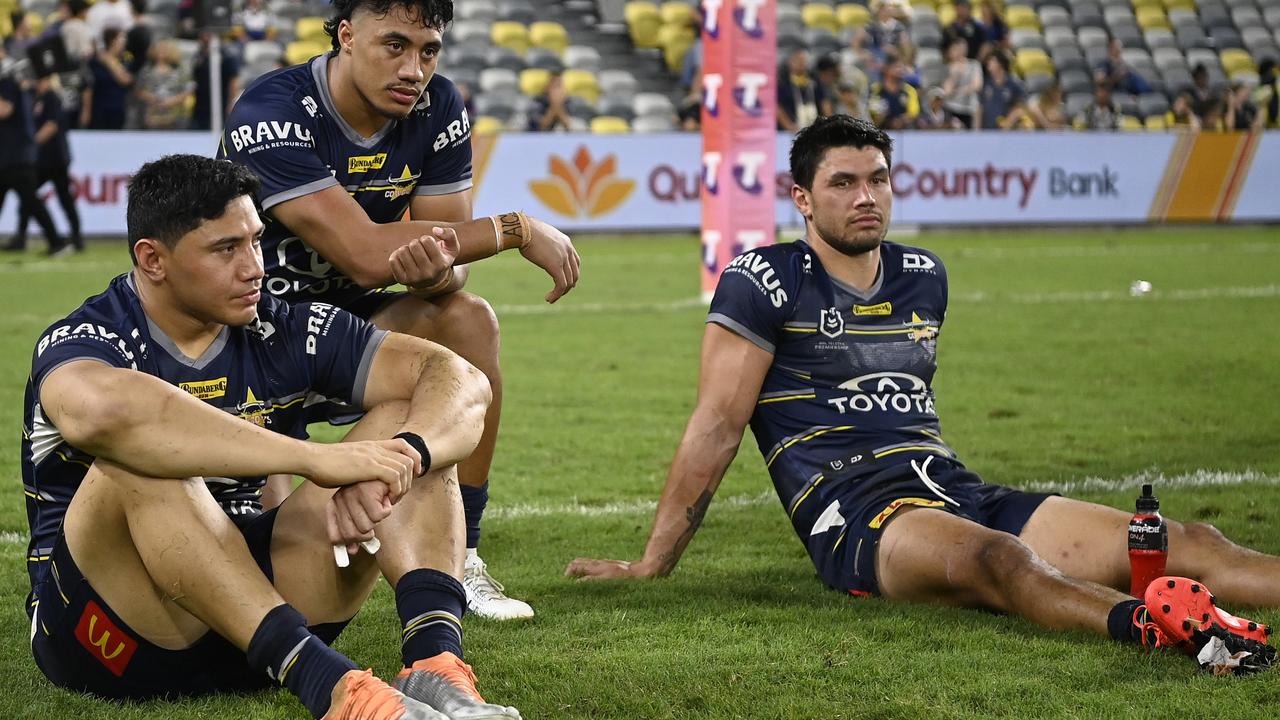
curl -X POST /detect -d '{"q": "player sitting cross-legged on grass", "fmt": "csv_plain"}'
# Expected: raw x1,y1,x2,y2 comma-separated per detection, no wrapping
221,0,582,621
567,116,1279,675
21,155,521,719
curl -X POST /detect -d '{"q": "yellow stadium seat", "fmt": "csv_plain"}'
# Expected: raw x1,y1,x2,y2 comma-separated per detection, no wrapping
1131,0,1162,9
660,1,695,26
626,2,662,48
1135,6,1169,29
26,12,44,34
294,16,327,43
937,3,956,26
802,3,840,32
472,116,505,135
657,22,696,72
1006,5,1040,29
1161,0,1195,9
285,40,328,66
590,116,631,134
1120,115,1143,130
910,0,938,9
1144,115,1167,130
529,21,569,55
837,3,872,28
519,68,552,96
1220,49,1255,75
491,21,529,53
562,68,600,104
1014,48,1053,77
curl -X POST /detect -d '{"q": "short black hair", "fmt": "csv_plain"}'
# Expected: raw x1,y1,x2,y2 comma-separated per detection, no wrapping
325,0,453,50
127,155,261,264
790,115,893,190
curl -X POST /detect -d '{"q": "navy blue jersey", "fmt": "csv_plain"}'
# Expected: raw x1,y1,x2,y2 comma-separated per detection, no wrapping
707,240,956,534
220,54,473,308
21,273,387,608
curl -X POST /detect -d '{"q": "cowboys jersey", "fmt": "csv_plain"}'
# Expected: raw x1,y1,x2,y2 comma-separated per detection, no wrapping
21,273,386,608
707,239,956,537
220,54,472,308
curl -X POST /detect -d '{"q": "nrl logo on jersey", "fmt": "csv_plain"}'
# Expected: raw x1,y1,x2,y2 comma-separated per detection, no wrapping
819,307,844,338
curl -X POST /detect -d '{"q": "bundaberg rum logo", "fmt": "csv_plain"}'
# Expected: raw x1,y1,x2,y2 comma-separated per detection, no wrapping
529,146,635,218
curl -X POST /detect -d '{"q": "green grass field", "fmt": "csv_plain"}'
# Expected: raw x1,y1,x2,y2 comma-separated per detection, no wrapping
1,227,1279,719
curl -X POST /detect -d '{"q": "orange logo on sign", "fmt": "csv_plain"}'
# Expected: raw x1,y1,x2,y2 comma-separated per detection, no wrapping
529,146,635,218
75,600,138,676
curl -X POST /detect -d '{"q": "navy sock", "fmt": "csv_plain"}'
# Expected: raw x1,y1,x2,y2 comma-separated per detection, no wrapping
246,604,358,719
460,480,489,550
396,568,466,665
1107,599,1148,645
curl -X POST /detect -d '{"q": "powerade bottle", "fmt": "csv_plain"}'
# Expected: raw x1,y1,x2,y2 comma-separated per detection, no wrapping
1128,483,1169,597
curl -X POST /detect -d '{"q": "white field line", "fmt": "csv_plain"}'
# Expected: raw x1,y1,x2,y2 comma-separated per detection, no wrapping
0,470,1274,545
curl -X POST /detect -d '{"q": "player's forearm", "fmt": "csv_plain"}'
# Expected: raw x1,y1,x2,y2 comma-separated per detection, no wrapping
636,410,742,576
49,368,317,480
395,347,492,471
336,214,525,288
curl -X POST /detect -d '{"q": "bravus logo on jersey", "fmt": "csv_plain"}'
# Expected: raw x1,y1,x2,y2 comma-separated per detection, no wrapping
227,121,313,151
725,251,788,308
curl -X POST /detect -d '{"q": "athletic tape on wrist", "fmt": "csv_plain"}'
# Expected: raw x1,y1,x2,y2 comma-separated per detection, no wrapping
494,211,531,252
393,431,432,476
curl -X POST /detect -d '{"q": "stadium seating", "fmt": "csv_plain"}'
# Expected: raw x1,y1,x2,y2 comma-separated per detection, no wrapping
590,115,632,133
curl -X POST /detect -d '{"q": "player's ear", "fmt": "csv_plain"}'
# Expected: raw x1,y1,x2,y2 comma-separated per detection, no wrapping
338,18,355,52
133,238,167,282
791,184,813,220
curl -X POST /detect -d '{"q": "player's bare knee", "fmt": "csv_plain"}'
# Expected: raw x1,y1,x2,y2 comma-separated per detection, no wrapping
437,292,501,367
973,534,1040,598
1176,521,1231,551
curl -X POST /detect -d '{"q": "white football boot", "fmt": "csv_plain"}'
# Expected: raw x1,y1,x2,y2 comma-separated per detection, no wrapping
462,552,534,621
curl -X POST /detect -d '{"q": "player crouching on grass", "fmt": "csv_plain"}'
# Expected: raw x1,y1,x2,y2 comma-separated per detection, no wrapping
567,116,1278,676
21,155,520,719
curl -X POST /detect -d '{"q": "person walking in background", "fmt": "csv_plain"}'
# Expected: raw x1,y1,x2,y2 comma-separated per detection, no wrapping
13,73,82,252
0,58,68,255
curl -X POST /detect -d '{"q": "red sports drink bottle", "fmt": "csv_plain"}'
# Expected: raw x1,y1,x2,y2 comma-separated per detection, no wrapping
1128,483,1168,597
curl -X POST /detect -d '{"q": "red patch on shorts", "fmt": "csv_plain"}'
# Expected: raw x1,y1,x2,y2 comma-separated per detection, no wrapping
74,600,138,677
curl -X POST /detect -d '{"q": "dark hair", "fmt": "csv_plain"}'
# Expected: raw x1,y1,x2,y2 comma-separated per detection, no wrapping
101,27,122,49
67,0,90,16
127,155,261,264
790,115,893,190
325,0,453,50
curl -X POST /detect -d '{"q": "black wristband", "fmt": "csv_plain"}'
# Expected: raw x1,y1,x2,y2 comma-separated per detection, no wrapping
393,432,432,476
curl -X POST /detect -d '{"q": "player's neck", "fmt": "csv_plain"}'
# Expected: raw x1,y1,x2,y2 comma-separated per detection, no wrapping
326,54,383,138
807,233,882,292
131,270,225,358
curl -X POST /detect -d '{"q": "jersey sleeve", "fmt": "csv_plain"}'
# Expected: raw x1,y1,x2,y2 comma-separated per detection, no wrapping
283,301,388,408
30,319,138,396
415,77,473,197
706,250,794,354
219,85,339,211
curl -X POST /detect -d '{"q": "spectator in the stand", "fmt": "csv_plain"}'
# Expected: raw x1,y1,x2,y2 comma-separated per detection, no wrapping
916,87,953,129
777,47,818,131
1225,80,1262,130
869,52,919,129
5,11,38,58
678,71,702,130
190,30,240,130
59,0,95,64
529,71,572,131
1166,90,1201,129
977,51,1026,129
833,77,871,121
977,1,1008,60
814,53,842,118
134,40,194,129
946,0,985,60
1201,99,1226,131
83,27,134,129
1075,81,1121,130
455,80,475,118
86,0,134,40
940,36,981,128
679,8,703,92
1189,64,1218,119
867,0,912,67
0,57,68,255
125,0,153,75
1028,81,1067,129
14,73,82,252
835,43,871,112
1254,60,1278,128
1095,38,1150,96
235,0,274,41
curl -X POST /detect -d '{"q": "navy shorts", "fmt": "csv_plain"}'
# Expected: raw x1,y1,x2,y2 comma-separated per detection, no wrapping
797,457,1054,596
29,508,347,700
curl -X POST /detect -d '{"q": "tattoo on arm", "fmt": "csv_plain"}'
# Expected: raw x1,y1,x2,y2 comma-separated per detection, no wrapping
498,212,525,249
658,488,714,575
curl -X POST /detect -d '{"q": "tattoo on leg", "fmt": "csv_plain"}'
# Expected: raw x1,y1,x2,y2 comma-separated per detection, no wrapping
658,489,714,575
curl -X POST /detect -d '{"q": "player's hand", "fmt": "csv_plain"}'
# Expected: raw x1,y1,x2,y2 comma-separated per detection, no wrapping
520,217,581,303
326,481,393,554
389,227,460,289
304,439,420,499
564,557,658,581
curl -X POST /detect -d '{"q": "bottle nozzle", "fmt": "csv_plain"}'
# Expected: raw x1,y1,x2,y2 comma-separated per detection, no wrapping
1142,483,1153,498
